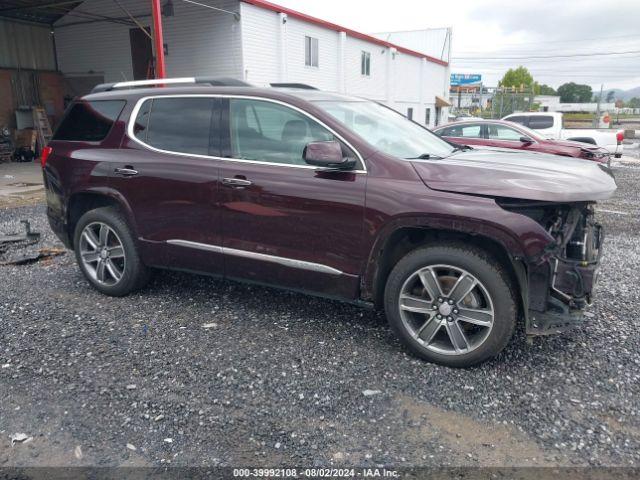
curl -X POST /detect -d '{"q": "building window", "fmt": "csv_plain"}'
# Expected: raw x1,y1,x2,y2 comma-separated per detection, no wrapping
361,51,371,76
305,36,319,67
425,108,431,126
407,108,413,120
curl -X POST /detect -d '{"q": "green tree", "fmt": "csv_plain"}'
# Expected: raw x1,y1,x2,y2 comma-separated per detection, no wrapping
605,91,616,103
628,97,640,108
557,82,593,103
537,84,556,95
499,66,534,89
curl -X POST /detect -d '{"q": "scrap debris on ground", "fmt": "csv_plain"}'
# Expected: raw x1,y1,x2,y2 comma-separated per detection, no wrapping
0,163,638,469
0,219,64,265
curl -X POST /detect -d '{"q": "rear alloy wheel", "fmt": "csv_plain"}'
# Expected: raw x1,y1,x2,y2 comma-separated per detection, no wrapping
79,222,126,286
385,245,517,367
73,207,150,296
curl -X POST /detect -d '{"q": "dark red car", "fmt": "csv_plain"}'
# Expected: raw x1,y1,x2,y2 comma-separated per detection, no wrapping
42,78,616,367
433,119,611,164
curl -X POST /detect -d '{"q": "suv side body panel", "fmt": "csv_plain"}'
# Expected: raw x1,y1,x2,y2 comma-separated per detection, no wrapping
113,98,224,275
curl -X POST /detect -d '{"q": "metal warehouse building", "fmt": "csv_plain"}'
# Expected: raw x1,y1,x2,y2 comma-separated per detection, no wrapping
1,0,452,131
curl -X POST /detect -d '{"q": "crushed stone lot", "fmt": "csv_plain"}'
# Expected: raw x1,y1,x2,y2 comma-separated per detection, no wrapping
0,165,639,470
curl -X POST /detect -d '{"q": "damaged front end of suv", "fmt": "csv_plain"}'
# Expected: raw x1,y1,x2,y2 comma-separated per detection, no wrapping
409,149,617,338
498,199,604,335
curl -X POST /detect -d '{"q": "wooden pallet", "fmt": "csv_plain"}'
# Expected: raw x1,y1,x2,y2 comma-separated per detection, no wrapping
32,107,52,153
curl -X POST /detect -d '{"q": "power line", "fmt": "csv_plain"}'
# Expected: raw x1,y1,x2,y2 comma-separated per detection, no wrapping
453,49,640,60
455,33,640,52
453,56,640,65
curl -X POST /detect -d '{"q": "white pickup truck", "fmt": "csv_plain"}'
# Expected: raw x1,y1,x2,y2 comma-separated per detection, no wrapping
502,112,624,157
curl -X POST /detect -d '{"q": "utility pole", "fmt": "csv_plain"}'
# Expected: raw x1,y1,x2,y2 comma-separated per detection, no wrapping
151,0,166,79
594,83,603,127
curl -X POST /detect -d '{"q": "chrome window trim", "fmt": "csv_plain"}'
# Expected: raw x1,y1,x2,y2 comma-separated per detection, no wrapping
127,94,367,173
167,239,343,275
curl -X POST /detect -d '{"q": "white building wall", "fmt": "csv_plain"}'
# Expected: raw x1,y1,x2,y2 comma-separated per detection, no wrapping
53,0,448,126
54,0,243,83
343,36,387,102
239,3,279,84
282,16,340,91
240,3,449,126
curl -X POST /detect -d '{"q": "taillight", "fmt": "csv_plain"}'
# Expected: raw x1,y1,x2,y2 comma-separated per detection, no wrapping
40,146,52,168
616,131,624,144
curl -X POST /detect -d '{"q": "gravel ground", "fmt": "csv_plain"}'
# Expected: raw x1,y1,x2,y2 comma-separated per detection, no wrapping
0,165,639,469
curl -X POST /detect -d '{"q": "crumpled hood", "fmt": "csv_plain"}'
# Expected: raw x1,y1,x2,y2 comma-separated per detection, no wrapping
411,148,617,202
545,138,607,152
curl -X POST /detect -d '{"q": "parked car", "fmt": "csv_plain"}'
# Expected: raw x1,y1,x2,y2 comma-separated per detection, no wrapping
42,78,617,367
433,119,611,164
501,112,624,158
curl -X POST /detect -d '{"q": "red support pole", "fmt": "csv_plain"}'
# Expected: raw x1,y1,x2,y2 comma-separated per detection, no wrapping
151,0,166,79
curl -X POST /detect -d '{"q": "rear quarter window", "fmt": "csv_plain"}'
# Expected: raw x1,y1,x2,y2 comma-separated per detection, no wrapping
53,100,125,142
133,97,215,156
503,115,527,126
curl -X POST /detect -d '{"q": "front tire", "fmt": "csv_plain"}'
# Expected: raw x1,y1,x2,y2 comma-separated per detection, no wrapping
384,244,517,367
73,207,150,296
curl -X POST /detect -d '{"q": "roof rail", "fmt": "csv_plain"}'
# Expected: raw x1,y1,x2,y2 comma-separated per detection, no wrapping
270,83,318,90
91,77,252,93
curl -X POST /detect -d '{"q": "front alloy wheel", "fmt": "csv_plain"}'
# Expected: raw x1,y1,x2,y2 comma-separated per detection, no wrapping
384,245,517,367
399,265,494,355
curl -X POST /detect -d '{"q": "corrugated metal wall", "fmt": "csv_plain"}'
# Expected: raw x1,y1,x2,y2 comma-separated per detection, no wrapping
0,19,56,70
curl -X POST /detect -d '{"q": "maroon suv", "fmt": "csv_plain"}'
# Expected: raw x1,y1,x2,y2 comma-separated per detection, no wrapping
42,78,617,367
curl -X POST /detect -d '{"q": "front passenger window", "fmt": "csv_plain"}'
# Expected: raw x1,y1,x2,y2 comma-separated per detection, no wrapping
488,125,522,141
229,99,335,166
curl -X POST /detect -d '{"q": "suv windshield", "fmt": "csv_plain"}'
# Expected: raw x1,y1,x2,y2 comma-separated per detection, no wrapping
314,100,455,159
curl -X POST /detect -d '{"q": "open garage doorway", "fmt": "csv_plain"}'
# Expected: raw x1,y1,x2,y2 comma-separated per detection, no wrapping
129,27,153,80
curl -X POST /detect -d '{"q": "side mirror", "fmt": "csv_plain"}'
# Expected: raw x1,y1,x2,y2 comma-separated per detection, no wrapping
303,141,354,169
520,136,533,144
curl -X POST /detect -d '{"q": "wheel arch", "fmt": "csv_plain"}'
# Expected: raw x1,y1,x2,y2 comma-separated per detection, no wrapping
362,220,528,321
67,188,138,249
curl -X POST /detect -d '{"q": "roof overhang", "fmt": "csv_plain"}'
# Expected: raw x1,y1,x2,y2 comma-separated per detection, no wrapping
436,95,452,107
0,1,83,25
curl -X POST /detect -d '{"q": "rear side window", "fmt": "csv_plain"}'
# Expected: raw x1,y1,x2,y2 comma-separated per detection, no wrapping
53,100,125,141
134,98,215,156
528,115,554,129
504,115,527,126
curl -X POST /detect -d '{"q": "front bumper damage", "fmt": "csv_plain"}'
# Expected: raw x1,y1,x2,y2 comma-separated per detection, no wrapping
498,199,605,336
526,206,603,335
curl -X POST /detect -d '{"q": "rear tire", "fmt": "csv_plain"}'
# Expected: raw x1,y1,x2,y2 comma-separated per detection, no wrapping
384,244,517,367
73,207,150,296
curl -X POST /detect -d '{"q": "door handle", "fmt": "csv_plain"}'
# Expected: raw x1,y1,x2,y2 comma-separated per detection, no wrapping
222,177,252,188
114,167,138,177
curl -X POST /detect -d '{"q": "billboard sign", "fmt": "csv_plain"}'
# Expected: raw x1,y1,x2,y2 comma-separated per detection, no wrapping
450,74,482,86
